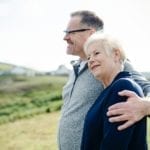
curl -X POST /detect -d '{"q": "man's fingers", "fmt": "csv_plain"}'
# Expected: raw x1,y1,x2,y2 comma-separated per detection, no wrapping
108,114,135,130
108,102,127,111
108,90,138,111
107,90,142,131
117,121,134,131
108,114,127,122
107,108,123,116
118,90,136,97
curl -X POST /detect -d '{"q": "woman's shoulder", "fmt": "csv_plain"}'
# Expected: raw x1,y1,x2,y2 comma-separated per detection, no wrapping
112,77,144,97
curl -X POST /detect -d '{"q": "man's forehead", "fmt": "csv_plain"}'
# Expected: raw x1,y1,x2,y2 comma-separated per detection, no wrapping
66,17,81,29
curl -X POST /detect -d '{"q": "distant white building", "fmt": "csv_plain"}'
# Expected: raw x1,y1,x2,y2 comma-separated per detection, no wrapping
10,66,36,76
50,65,71,76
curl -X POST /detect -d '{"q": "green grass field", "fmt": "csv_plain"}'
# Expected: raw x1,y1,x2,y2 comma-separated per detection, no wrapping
0,111,60,150
0,74,65,150
0,74,149,149
0,111,149,150
0,75,67,124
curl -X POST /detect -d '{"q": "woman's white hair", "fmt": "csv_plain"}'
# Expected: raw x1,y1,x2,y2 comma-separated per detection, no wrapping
84,31,126,61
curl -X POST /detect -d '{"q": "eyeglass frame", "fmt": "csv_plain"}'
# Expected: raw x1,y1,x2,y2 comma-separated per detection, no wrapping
64,28,91,34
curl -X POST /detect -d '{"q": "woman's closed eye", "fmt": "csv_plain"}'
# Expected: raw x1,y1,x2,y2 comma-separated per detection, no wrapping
87,56,91,60
94,51,100,55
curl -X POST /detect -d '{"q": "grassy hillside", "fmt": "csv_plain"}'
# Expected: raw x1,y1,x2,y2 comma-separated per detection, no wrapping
0,75,68,124
0,62,14,71
0,63,149,149
0,111,149,150
0,111,60,150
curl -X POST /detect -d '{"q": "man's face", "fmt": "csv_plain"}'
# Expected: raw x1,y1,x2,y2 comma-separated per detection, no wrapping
63,16,94,60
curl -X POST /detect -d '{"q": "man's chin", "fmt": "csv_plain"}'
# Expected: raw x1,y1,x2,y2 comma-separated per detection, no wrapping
67,51,75,55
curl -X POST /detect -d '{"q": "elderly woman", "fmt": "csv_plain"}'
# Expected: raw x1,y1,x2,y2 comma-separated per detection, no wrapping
81,32,147,150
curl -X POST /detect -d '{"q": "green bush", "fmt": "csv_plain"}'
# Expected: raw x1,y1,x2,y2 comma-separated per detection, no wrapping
0,75,67,124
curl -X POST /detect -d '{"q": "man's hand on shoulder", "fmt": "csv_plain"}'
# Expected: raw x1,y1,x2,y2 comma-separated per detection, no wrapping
107,90,149,131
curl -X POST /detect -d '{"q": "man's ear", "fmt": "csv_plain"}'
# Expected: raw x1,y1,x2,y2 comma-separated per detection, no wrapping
89,28,96,36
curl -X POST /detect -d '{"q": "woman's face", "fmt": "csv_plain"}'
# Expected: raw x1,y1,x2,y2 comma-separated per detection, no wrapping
85,41,116,80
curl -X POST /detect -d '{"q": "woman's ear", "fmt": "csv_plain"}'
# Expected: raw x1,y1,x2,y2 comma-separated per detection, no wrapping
113,48,121,62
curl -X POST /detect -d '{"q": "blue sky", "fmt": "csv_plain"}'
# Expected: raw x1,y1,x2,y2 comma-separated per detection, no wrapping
0,0,150,72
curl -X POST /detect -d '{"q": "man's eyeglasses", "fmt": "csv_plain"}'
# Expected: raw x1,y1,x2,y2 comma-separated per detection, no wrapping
64,28,91,34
